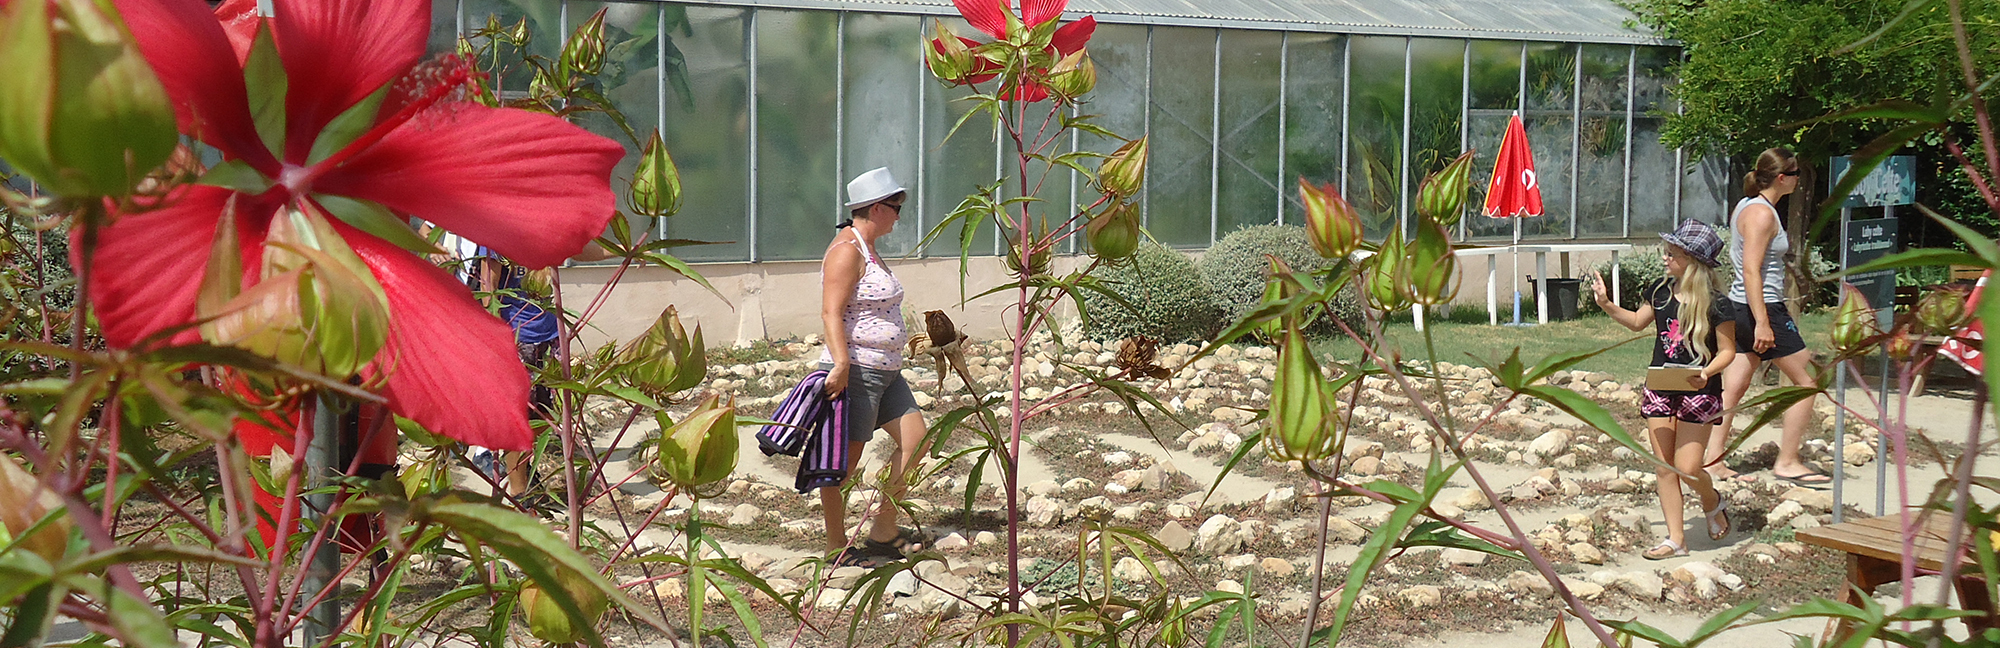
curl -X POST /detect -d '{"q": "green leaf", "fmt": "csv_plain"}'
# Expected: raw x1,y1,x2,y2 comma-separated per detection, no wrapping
1519,385,1674,473
1601,619,1683,648
1400,521,1524,561
243,24,288,158
0,582,59,648
1202,429,1264,507
1520,337,1644,387
1728,386,1823,452
195,160,273,194
1684,601,1760,648
1828,248,1989,281
102,578,178,648
313,194,442,255
307,84,390,164
1325,456,1455,643
1541,614,1569,648
426,502,669,646
640,252,728,304
61,544,262,575
1748,596,1874,625
1915,203,2000,268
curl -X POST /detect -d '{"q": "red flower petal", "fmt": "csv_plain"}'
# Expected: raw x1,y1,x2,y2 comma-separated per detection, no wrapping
271,0,428,164
315,105,623,269
1052,16,1095,55
113,0,279,173
81,186,269,349
213,0,261,63
953,0,1008,39
347,231,534,451
1020,0,1065,28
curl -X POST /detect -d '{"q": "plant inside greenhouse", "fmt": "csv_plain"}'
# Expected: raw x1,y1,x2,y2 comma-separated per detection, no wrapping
2,0,1999,646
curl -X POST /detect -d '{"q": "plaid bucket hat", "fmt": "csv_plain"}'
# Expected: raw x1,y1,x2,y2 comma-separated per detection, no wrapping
1660,219,1724,267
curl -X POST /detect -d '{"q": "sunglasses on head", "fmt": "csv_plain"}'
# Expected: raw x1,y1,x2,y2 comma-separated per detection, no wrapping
1778,169,1801,177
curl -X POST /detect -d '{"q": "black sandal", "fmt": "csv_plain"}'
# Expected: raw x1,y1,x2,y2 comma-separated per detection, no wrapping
833,540,903,568
871,527,929,554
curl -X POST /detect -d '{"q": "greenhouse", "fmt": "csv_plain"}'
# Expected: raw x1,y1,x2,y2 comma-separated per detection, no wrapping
439,0,1726,264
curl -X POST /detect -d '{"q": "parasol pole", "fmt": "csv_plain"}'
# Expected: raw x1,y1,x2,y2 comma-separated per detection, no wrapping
1510,208,1522,325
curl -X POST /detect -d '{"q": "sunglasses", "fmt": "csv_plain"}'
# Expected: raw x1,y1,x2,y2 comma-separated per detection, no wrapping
879,201,903,213
1778,169,1801,177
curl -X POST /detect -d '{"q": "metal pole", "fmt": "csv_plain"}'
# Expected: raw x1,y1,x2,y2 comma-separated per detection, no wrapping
301,396,343,646
747,10,760,262
1876,203,1895,515
1622,45,1634,238
1568,43,1580,239
1834,205,1850,524
1399,37,1412,234
835,12,846,226
1277,32,1289,225
1210,29,1222,244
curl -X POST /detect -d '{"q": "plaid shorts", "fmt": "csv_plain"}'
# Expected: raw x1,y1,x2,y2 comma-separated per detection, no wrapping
1640,389,1722,424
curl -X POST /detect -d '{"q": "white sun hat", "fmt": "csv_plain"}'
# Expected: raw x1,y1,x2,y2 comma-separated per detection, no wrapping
844,167,907,209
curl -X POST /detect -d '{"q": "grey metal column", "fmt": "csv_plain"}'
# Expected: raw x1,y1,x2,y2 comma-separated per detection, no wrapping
747,10,760,261
1210,29,1222,244
1141,26,1154,227
1672,50,1684,222
300,396,342,646
1399,37,1412,232
1276,32,1289,225
656,7,669,240
834,12,846,226
915,17,928,257
1568,43,1581,239
1622,45,1634,238
1339,36,1350,196
1458,38,1470,239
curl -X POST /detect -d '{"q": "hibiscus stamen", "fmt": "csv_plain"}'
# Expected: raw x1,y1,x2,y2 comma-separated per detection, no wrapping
302,55,475,184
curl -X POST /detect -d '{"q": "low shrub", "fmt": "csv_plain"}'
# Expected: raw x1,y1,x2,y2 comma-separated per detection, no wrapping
1196,224,1363,336
1082,242,1223,343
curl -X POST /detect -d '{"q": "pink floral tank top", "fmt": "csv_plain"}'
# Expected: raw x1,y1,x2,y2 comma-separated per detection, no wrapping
819,233,906,370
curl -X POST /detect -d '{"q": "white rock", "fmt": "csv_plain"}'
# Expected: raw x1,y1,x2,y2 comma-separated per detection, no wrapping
1216,579,1245,594
934,533,969,552
1221,554,1259,570
1026,495,1066,527
1508,571,1556,596
1766,500,1805,526
1263,487,1297,513
1156,521,1194,552
1196,515,1244,555
1441,548,1489,566
975,531,1000,546
1453,488,1492,511
1614,571,1665,600
1259,557,1296,578
1569,542,1605,565
1398,585,1442,607
1102,451,1134,466
1326,517,1368,544
1113,556,1151,583
729,503,762,527
1528,430,1570,457
1026,480,1062,497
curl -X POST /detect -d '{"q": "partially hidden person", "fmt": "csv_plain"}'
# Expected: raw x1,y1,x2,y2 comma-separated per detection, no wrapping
1591,219,1739,559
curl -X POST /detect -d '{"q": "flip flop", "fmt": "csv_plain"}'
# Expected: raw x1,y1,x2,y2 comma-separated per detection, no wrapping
1704,502,1731,541
1773,469,1834,489
832,544,897,568
1643,539,1688,560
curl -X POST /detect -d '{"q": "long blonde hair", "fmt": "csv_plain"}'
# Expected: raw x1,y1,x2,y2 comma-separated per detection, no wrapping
1672,250,1723,363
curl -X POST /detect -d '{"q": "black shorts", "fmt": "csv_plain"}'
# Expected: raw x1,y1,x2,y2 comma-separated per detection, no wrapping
1731,299,1807,360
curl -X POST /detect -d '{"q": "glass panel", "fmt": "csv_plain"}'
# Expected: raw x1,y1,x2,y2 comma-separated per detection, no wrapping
660,6,750,262
1521,42,1574,239
1068,22,1147,252
566,2,661,241
1346,35,1405,239
754,9,840,261
1630,118,1676,234
1147,26,1216,248
1681,155,1727,225
921,18,996,257
1577,44,1628,238
844,13,922,258
1633,46,1677,114
429,0,458,54
1216,30,1283,237
1407,38,1463,228
1468,40,1520,110
1282,33,1344,226
463,0,561,91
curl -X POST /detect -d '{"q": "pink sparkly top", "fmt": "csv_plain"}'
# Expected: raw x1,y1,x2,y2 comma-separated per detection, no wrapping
819,233,906,370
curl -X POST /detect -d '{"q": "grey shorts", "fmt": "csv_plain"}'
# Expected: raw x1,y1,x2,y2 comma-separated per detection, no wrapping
818,362,920,443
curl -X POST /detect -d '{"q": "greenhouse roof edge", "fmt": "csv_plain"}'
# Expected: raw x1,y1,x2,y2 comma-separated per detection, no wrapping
655,0,1669,45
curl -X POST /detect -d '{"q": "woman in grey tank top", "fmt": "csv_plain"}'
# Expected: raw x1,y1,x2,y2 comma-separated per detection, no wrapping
1709,148,1830,487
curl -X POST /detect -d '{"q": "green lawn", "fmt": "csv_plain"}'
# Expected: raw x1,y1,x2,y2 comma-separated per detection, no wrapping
1309,308,1837,383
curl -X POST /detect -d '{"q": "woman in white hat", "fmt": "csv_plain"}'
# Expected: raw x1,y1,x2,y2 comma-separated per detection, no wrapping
818,167,929,566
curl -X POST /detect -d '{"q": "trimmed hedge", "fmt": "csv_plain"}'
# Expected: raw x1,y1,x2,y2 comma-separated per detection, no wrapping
1196,224,1364,337
1082,242,1223,343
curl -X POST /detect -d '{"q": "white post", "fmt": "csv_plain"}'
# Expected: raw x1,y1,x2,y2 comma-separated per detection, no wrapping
1414,305,1425,332
1611,250,1623,306
1487,256,1498,326
1536,252,1549,324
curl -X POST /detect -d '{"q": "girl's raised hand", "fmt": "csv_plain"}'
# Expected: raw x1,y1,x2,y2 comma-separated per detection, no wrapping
1588,270,1610,305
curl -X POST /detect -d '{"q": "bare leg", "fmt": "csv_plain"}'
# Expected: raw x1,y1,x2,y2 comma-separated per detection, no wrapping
503,450,530,498
1707,352,1761,480
1768,351,1826,483
822,440,868,552
865,411,928,543
1673,419,1722,524
1649,419,1689,549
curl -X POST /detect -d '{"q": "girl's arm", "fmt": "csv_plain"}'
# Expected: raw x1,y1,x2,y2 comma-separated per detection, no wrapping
1739,203,1778,351
1589,270,1652,331
1698,320,1740,390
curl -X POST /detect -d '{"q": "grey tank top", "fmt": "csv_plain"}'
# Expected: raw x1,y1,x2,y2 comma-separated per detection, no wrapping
1727,196,1788,304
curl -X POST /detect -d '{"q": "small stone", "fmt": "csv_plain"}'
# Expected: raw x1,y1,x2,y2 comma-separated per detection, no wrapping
1781,487,1835,512
1398,585,1442,608
1326,517,1368,544
1157,521,1194,553
1614,571,1665,600
1259,557,1295,578
1026,495,1066,527
1062,478,1098,494
829,566,866,589
1165,503,1196,519
1112,505,1144,521
1766,500,1805,526
1216,579,1245,594
729,503,761,527
1349,455,1383,476
934,533,969,552
1452,488,1491,511
1263,487,1297,513
1441,548,1489,566
1528,430,1570,457
1789,514,1822,530
1508,571,1556,596
1607,478,1639,494
1562,578,1606,599
1026,480,1061,497
1196,515,1244,555
1569,542,1605,565
1113,556,1150,583
1221,554,1259,570
975,531,1000,546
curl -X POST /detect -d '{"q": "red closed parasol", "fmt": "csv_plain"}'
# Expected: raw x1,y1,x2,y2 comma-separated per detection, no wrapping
1941,270,1989,375
1483,113,1544,324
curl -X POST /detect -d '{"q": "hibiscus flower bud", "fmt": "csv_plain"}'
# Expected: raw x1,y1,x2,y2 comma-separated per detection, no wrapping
0,0,175,198
1005,220,1052,276
1299,178,1361,259
520,571,610,644
654,394,740,490
0,455,70,565
616,305,705,396
926,21,976,85
1085,201,1139,260
1266,321,1341,463
1400,215,1459,305
1254,256,1298,343
629,129,682,218
560,8,608,77
1885,325,1918,362
1830,285,1878,356
1914,285,1973,336
202,203,392,379
1096,136,1147,198
1043,50,1095,100
1415,151,1475,227
1365,230,1412,312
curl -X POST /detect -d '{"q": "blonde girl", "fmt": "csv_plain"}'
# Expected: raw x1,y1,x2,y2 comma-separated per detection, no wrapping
1591,220,1740,559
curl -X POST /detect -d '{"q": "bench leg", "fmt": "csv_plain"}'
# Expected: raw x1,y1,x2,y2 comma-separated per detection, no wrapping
1958,576,1997,635
1830,555,1899,644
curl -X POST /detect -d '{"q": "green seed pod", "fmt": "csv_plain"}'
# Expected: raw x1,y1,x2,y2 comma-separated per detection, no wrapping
655,393,740,490
1266,320,1341,463
1043,49,1096,100
1830,284,1878,356
560,8,608,77
1097,136,1148,198
1400,214,1459,306
616,306,705,396
1364,229,1412,312
1300,178,1362,260
520,571,610,644
1415,150,1476,227
1913,285,1973,336
0,0,176,198
629,129,683,218
1085,201,1139,260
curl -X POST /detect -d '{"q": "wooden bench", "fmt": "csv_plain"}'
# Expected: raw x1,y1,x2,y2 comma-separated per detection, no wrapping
1795,513,1997,642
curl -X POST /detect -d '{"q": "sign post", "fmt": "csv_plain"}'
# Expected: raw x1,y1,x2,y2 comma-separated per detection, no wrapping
1830,155,1912,522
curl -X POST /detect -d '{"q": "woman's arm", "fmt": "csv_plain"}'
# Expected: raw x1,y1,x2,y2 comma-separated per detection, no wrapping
1590,270,1652,331
820,241,863,396
1739,203,1778,352
1697,320,1739,390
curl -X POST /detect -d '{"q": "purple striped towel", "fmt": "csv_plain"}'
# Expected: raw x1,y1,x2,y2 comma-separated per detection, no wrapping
754,370,849,493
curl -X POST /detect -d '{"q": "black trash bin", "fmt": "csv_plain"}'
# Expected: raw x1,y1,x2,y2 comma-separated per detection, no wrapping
1542,278,1582,321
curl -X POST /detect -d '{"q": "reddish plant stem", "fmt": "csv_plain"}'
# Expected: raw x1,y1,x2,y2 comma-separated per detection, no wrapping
605,486,681,564
99,380,122,531
553,266,582,548
566,236,646,347
255,398,317,648
1946,0,2000,187
582,406,646,506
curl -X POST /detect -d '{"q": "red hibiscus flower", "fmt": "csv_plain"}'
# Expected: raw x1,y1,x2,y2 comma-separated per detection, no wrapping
89,0,624,451
931,0,1095,102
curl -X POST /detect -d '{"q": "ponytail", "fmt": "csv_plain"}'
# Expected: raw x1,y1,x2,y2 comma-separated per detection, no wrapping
1743,147,1797,198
